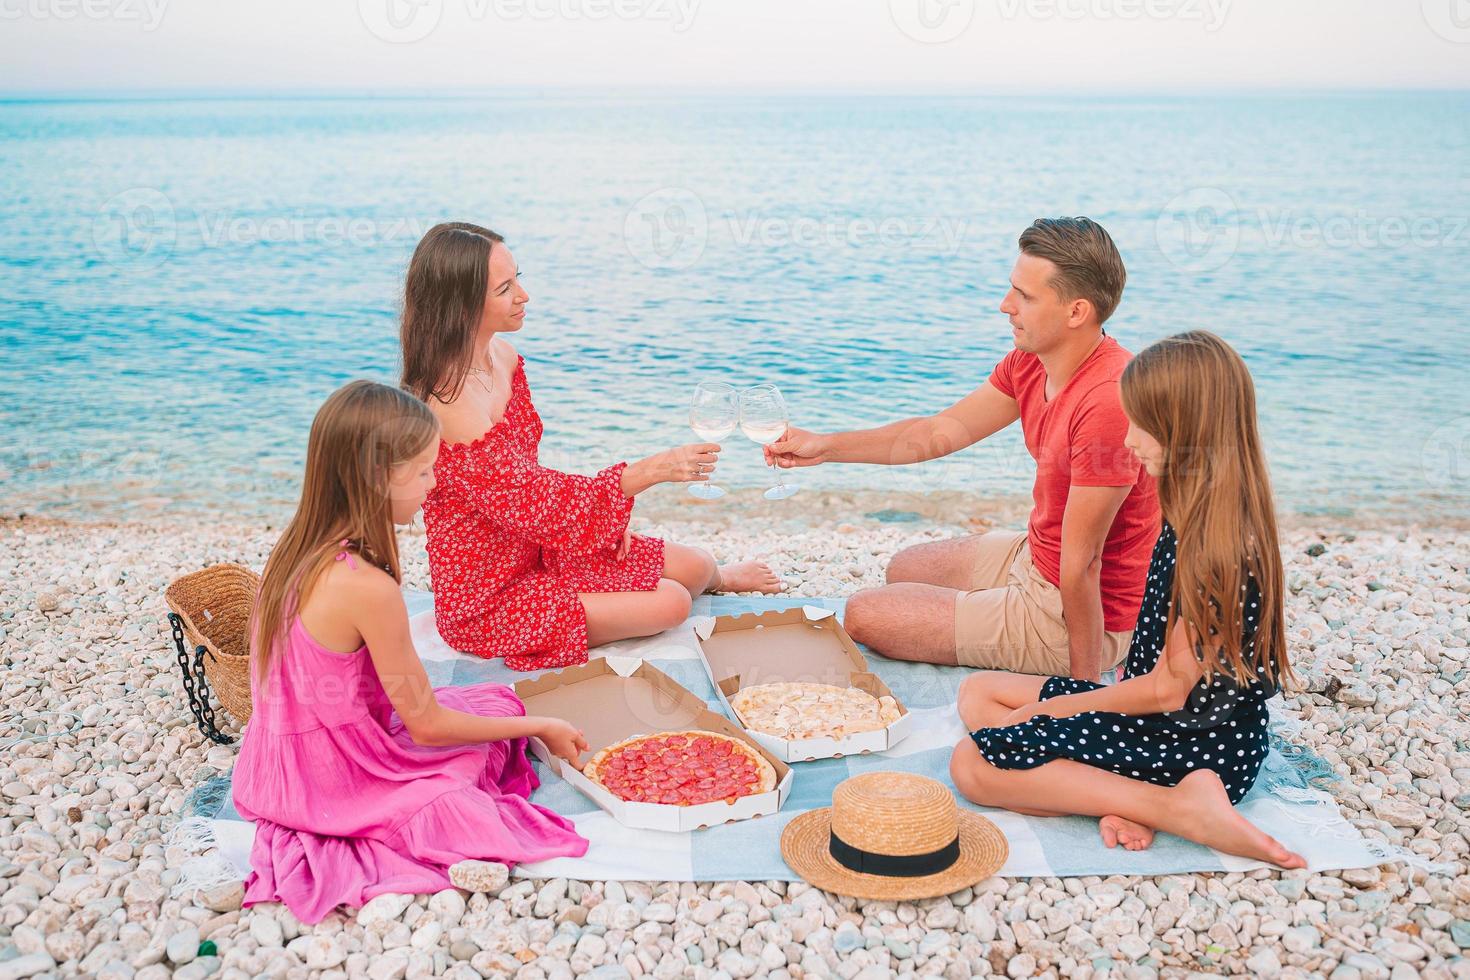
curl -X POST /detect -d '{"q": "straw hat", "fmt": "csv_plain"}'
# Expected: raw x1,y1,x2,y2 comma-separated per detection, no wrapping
780,771,1007,900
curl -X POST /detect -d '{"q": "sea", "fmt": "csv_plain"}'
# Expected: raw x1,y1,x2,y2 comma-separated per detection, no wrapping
2,92,1467,523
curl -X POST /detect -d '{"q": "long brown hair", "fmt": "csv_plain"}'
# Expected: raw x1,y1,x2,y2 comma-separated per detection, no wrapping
400,221,503,404
1120,331,1291,688
251,381,440,679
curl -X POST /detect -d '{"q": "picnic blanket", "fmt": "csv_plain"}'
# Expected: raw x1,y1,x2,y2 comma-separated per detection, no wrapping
185,591,1405,884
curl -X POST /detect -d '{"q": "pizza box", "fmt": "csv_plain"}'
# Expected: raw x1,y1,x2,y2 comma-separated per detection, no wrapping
691,605,914,763
513,656,793,833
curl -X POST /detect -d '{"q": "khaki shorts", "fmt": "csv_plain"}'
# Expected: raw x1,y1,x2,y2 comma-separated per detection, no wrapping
954,531,1133,675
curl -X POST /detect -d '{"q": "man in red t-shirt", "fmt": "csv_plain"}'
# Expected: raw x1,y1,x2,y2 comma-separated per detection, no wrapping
769,218,1160,681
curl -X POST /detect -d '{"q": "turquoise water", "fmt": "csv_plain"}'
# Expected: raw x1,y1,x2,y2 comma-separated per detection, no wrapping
2,93,1467,522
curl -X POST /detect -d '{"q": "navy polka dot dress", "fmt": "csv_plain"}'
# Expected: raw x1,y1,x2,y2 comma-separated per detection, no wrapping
969,522,1275,804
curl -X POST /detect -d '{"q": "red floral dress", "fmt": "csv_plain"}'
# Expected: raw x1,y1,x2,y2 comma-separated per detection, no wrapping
422,356,666,670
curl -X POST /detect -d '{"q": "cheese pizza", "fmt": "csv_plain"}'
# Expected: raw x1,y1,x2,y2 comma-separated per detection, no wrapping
730,682,901,740
582,730,777,805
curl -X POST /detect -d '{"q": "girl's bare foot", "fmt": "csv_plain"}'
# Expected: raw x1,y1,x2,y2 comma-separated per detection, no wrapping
714,560,783,594
1099,814,1154,851
1169,771,1307,869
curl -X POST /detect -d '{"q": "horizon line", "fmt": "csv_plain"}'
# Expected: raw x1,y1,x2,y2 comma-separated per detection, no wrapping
3,84,1469,105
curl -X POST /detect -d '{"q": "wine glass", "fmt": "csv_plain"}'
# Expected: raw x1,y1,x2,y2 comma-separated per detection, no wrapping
739,383,798,500
688,382,738,499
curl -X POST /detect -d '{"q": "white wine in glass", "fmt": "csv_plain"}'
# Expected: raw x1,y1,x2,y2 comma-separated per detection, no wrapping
688,381,737,500
739,383,798,500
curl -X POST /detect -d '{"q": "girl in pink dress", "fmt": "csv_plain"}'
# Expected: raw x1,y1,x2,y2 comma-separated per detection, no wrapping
232,380,589,924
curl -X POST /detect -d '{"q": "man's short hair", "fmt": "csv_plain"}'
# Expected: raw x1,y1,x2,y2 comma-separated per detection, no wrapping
1018,217,1127,325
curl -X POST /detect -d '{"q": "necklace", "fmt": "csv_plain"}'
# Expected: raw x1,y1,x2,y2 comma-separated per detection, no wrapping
467,350,495,394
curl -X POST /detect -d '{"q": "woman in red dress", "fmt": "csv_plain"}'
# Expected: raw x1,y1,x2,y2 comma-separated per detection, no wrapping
400,222,781,671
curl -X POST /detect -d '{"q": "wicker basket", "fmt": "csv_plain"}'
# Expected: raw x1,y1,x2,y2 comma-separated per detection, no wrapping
164,563,259,738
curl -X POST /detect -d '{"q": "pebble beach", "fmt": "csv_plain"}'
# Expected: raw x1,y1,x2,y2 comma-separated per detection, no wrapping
2,495,1469,980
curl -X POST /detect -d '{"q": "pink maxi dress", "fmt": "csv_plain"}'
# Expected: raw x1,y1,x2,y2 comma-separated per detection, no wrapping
231,610,588,923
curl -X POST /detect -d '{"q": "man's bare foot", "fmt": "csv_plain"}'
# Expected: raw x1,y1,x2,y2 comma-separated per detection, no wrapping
715,560,783,594
1168,771,1308,869
1099,814,1154,851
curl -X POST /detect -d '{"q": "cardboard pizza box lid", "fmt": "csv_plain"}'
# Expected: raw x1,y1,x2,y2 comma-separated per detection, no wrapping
689,606,914,763
514,657,793,832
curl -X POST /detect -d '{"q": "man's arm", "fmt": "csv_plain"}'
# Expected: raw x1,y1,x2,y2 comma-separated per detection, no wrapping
767,381,1020,467
1058,484,1131,681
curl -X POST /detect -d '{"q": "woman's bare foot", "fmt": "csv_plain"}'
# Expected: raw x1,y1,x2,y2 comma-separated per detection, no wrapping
1099,814,1154,851
1168,771,1307,869
714,560,783,594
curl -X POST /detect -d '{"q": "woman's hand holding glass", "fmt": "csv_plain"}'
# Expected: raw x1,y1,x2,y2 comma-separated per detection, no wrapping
621,443,721,497
688,381,738,499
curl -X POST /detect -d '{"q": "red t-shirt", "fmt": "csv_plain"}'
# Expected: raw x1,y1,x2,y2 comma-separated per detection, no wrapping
988,336,1161,633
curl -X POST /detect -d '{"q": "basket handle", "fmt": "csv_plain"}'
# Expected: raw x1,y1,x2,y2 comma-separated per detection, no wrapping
168,612,235,745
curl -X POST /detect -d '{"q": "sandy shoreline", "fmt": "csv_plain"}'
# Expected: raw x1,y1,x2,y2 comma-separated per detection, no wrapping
1,506,1468,978
6,480,1468,537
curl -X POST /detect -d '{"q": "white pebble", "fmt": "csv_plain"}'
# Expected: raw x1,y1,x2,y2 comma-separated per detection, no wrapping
249,914,284,947
358,892,414,926
164,927,199,965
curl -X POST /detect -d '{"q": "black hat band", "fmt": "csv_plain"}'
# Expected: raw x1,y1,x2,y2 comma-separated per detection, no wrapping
828,830,961,878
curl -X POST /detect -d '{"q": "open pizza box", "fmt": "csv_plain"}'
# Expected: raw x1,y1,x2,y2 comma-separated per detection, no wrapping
513,657,793,832
691,605,914,763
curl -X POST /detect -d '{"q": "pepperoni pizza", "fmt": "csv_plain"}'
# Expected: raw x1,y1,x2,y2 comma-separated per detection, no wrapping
582,730,777,805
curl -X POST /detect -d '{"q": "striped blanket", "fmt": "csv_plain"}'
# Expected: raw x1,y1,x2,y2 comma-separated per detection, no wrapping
196,591,1400,883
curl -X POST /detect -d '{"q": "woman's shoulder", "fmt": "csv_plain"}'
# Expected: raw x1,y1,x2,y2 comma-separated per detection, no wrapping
432,339,525,448
495,338,527,389
492,335,521,364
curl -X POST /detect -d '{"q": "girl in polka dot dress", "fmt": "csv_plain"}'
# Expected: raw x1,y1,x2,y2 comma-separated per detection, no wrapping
949,331,1306,869
400,223,782,672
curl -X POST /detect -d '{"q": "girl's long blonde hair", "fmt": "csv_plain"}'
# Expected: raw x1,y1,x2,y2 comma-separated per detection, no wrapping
251,381,440,680
1120,331,1292,688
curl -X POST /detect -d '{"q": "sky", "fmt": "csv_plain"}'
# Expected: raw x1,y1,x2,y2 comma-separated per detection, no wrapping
2,0,1469,95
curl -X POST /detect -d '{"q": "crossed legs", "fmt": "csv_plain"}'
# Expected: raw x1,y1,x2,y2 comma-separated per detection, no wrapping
581,542,781,647
950,673,1305,867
